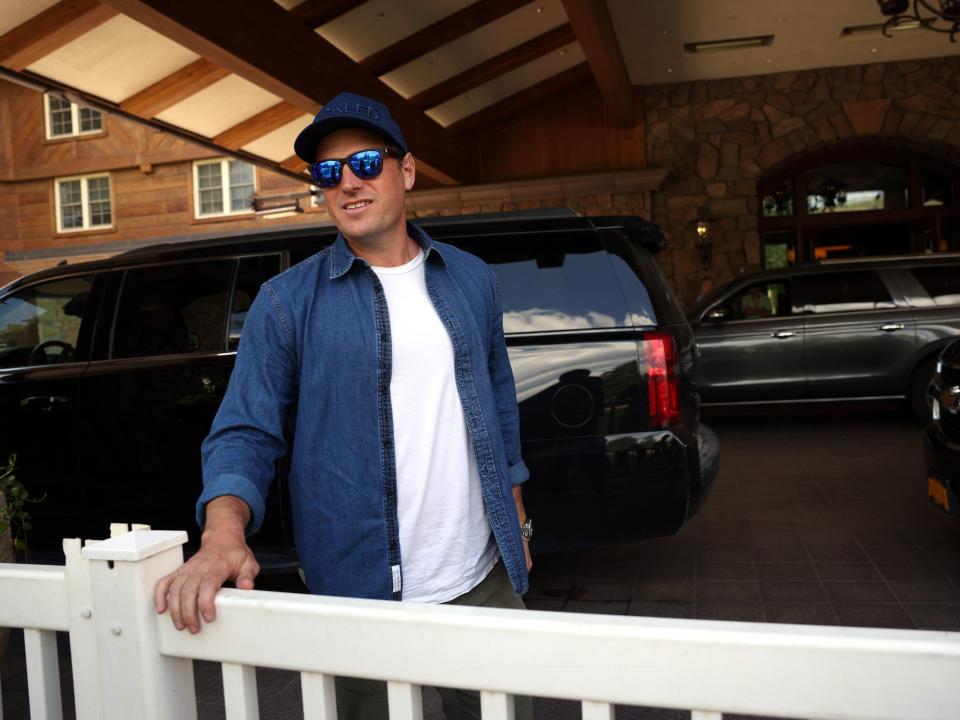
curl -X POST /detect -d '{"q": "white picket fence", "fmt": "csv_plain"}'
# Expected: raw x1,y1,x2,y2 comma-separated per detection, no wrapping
1,525,960,720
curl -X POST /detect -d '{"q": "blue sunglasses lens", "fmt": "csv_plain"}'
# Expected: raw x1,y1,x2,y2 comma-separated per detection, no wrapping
309,149,387,188
310,160,342,188
349,150,383,180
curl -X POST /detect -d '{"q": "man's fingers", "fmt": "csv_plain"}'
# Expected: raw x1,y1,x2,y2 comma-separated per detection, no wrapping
179,574,203,633
198,574,223,624
154,572,174,613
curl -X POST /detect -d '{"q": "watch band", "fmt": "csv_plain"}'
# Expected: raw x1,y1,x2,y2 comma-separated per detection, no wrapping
520,517,533,541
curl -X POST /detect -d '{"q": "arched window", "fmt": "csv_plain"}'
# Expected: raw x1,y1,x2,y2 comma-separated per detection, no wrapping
757,145,960,267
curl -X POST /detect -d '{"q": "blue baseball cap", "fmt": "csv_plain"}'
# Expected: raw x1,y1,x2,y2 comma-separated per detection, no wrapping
294,92,408,162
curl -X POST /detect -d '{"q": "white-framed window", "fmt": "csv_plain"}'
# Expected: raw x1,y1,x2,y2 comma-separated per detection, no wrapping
44,94,103,139
193,159,256,218
54,174,112,233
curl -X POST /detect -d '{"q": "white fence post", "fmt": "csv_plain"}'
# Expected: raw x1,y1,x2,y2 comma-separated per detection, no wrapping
75,528,197,720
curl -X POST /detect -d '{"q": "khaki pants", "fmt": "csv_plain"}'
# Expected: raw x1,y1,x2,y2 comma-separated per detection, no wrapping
335,561,533,720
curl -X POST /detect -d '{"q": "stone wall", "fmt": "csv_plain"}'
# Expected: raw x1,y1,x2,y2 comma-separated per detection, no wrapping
645,55,960,307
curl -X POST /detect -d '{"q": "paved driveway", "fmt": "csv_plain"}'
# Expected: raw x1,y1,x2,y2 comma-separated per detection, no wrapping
527,402,960,630
3,402,957,719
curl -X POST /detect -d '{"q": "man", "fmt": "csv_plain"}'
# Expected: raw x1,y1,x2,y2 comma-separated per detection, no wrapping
153,92,533,720
740,285,773,319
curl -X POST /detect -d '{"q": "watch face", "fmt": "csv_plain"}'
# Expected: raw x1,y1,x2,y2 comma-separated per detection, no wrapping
521,519,533,540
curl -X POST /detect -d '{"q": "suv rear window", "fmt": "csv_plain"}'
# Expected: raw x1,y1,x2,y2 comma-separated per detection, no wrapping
911,265,960,306
456,232,631,334
799,270,896,313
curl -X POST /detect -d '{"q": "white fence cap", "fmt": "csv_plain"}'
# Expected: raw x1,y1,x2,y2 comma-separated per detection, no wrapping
81,529,188,562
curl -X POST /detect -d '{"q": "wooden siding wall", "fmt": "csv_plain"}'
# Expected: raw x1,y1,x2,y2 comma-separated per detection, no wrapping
0,81,321,277
467,83,647,182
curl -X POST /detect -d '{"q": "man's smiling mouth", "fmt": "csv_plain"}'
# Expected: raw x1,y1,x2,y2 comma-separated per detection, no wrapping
343,200,372,210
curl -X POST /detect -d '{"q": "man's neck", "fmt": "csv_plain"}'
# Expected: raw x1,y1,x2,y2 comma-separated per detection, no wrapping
343,227,420,268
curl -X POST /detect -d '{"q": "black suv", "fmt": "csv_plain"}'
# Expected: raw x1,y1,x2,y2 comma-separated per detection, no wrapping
0,212,718,565
690,254,960,418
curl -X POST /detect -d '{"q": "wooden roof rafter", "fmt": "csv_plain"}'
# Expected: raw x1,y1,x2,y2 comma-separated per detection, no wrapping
214,101,312,150
98,0,468,185
560,0,635,127
119,58,230,117
408,23,577,111
360,0,531,77
448,62,593,135
289,0,369,29
0,0,118,71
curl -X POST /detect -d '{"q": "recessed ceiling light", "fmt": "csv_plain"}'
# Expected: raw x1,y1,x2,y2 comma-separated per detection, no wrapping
766,57,773,63
841,19,921,37
666,67,673,73
536,6,544,13
776,16,785,23
685,35,774,53
661,29,669,36
871,47,879,52
560,48,567,55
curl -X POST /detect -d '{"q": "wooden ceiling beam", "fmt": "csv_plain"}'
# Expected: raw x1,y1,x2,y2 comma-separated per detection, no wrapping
447,62,593,135
289,0,368,28
119,58,230,117
409,24,576,111
99,0,468,184
560,0,635,127
360,0,529,77
0,0,118,71
280,155,308,173
213,102,310,149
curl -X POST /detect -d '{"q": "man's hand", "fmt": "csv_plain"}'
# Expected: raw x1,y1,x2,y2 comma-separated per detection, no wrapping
513,485,533,572
153,496,259,634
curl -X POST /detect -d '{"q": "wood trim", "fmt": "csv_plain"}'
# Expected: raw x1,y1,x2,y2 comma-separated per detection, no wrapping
0,0,118,71
448,63,593,135
289,0,367,28
280,155,308,174
359,0,529,77
119,58,230,117
409,24,576,111
560,0,635,127
213,102,309,150
99,0,469,184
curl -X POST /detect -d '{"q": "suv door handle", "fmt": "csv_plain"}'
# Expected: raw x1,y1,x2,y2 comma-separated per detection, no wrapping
20,395,69,409
771,331,796,339
878,324,905,332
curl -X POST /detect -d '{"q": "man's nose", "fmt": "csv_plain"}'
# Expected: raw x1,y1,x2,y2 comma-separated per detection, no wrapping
340,163,363,191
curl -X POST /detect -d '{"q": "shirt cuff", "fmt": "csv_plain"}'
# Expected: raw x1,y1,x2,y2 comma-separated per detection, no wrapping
508,459,530,487
195,474,266,535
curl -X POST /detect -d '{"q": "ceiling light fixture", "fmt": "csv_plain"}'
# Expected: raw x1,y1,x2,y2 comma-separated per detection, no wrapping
876,0,960,41
841,19,922,37
684,35,774,53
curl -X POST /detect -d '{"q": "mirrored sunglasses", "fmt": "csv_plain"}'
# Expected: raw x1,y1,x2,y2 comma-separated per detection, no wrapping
308,147,404,188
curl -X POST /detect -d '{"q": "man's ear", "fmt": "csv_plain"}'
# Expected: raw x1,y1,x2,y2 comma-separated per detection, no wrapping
402,153,416,191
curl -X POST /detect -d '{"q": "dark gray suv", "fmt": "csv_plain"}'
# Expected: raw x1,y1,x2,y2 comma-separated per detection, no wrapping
690,254,960,417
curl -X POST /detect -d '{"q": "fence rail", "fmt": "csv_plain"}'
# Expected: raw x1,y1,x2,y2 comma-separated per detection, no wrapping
1,525,959,720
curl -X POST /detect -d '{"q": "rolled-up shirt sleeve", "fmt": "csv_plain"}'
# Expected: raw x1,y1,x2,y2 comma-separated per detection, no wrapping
486,271,529,487
196,282,298,534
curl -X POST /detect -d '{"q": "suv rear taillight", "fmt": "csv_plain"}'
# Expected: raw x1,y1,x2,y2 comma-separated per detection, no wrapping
642,332,680,428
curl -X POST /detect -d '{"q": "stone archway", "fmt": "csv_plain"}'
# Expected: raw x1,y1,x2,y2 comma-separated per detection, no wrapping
644,56,960,306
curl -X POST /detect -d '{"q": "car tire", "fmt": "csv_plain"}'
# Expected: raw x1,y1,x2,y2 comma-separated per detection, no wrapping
909,355,938,422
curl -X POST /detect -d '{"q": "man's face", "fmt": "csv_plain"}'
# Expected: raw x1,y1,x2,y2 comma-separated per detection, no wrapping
315,128,415,245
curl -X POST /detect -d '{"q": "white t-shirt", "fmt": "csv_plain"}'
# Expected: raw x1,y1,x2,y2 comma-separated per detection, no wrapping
372,250,498,603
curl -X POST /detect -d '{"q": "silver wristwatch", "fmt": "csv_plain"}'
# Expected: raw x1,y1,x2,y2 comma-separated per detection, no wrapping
520,517,533,541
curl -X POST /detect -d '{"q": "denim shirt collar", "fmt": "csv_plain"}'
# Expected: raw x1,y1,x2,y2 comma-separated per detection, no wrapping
329,222,447,280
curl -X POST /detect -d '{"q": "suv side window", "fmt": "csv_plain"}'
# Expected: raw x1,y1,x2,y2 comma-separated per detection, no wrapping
719,280,793,321
457,232,631,334
799,271,896,314
910,265,960,306
228,254,282,350
112,260,233,358
0,275,94,368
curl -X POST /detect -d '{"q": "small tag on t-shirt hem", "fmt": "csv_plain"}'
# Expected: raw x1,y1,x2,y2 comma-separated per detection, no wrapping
391,564,402,593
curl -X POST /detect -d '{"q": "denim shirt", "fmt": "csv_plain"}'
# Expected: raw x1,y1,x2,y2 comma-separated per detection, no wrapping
197,223,529,600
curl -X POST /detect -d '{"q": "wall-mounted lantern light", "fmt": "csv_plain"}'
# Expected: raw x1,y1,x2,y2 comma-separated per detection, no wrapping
694,219,713,270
